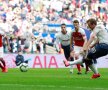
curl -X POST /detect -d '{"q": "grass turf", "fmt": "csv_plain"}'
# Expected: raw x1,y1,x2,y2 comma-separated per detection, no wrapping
0,68,108,90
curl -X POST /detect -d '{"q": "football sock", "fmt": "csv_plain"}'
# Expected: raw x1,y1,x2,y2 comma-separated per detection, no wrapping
69,59,83,65
0,58,6,67
76,64,81,72
70,64,73,72
89,64,98,74
69,56,83,65
0,62,4,69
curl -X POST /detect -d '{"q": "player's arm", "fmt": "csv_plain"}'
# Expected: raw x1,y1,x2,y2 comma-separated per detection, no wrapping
84,25,100,51
83,32,96,51
89,37,99,48
82,35,87,49
80,29,87,51
54,34,61,52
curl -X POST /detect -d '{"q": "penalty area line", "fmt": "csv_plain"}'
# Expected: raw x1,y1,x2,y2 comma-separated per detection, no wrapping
0,84,107,90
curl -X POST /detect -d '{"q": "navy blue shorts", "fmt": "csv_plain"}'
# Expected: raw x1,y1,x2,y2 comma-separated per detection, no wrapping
61,45,74,61
61,45,70,60
87,43,108,60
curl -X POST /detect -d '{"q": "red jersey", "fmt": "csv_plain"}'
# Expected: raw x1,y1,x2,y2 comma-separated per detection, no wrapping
72,28,86,47
0,35,3,47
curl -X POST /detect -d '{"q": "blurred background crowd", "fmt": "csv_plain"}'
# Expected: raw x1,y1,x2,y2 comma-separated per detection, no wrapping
0,0,108,54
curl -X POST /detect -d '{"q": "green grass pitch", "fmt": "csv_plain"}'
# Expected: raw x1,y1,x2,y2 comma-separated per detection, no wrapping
0,68,108,90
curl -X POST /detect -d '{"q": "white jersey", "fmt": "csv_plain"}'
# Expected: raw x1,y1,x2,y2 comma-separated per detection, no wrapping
93,24,108,44
90,32,98,46
55,31,71,46
0,27,6,35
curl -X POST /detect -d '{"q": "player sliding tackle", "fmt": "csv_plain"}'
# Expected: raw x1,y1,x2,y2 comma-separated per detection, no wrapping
64,18,108,79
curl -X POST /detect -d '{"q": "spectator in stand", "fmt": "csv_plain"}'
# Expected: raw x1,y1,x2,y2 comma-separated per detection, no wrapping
0,0,108,54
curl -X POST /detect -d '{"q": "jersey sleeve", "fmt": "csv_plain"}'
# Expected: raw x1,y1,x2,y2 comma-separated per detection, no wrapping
54,33,60,52
55,33,61,43
0,28,5,35
93,25,101,34
80,28,86,36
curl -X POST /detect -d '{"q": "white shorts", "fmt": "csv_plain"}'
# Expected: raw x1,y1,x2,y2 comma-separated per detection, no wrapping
0,47,3,58
74,46,83,62
74,46,83,54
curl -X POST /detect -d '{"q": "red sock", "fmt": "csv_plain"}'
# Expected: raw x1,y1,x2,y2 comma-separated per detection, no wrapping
0,58,6,68
0,62,4,69
76,64,81,72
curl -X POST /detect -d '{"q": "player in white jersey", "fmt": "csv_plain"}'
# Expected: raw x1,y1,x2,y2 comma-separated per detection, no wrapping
55,23,74,73
83,18,108,79
64,18,108,79
63,20,89,74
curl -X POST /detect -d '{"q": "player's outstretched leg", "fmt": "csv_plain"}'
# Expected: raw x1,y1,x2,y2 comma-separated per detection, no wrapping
63,58,83,67
63,60,70,67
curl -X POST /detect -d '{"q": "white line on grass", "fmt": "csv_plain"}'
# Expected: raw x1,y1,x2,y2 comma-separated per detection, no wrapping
0,84,107,90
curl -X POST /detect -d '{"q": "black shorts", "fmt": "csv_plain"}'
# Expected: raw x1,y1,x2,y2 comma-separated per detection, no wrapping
87,43,108,60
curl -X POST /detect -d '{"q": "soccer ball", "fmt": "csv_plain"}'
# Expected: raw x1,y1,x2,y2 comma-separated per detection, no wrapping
19,63,28,72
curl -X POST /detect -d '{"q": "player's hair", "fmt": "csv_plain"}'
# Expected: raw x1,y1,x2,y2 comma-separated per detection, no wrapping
87,18,97,25
61,23,66,26
73,20,79,23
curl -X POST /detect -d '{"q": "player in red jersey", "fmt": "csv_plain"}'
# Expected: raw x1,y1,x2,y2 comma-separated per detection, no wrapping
0,28,10,72
69,20,89,74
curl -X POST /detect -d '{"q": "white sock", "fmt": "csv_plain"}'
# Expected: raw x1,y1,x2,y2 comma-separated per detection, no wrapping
70,64,73,69
70,65,73,73
89,64,98,74
69,60,83,65
69,56,83,65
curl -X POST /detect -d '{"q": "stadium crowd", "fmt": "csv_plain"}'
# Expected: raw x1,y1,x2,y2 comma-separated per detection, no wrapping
0,0,108,54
